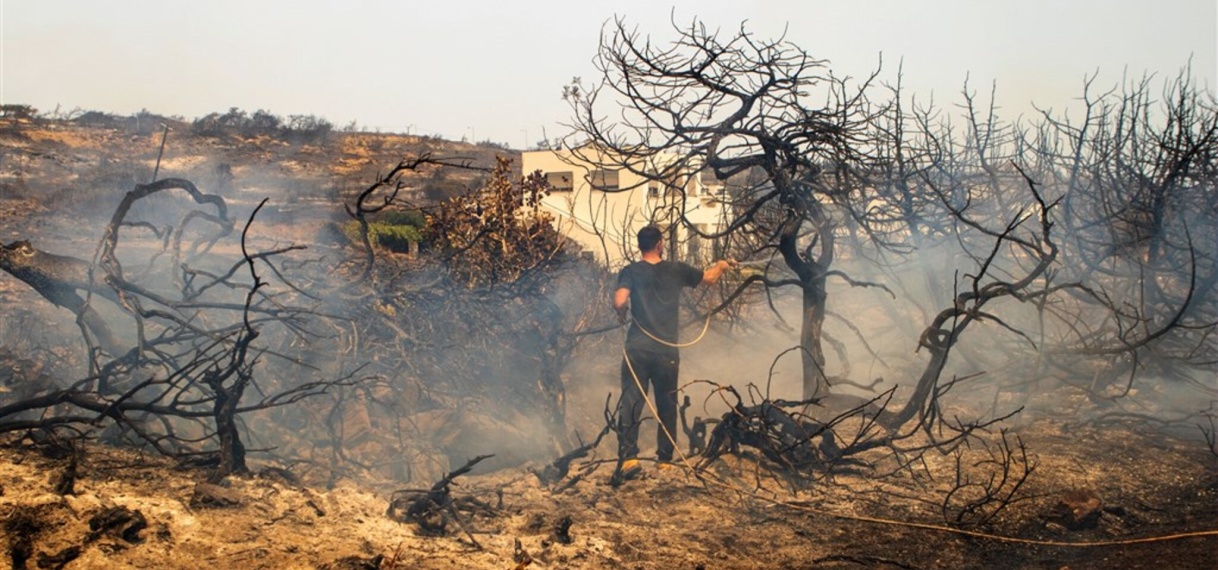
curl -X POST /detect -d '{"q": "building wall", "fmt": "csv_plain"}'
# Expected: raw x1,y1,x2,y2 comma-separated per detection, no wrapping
521,148,728,266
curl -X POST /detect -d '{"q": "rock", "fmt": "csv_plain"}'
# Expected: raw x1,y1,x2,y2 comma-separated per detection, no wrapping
87,506,147,543
553,514,574,544
36,545,81,570
317,554,384,570
1048,489,1102,530
189,482,243,509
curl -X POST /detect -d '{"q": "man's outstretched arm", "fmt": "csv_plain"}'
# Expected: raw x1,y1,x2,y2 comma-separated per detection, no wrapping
700,259,736,286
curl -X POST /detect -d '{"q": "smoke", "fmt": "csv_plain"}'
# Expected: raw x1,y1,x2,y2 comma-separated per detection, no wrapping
6,111,1214,493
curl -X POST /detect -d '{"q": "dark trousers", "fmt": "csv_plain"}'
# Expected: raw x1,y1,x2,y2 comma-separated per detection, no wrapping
619,348,679,461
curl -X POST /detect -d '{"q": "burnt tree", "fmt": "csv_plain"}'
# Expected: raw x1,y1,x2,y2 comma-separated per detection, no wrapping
0,178,359,481
1032,70,1218,398
566,17,887,399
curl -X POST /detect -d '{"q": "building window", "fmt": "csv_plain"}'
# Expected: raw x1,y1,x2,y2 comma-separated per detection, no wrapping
590,169,619,191
648,183,660,199
546,171,573,192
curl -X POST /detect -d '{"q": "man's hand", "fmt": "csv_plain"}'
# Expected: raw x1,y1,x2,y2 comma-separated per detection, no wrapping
701,258,737,286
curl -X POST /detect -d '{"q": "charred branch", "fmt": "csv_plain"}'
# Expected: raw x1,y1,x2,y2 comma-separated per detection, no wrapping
386,454,496,547
532,424,611,487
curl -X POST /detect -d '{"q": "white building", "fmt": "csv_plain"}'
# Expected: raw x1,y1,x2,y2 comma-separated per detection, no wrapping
521,147,728,266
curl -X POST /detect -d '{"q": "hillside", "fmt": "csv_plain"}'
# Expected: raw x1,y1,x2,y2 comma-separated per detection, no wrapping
0,113,509,244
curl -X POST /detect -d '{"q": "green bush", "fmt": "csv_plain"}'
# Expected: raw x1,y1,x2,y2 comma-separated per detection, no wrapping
342,210,425,253
380,209,426,228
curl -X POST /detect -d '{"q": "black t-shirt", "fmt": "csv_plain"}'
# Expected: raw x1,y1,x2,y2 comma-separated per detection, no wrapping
617,260,703,355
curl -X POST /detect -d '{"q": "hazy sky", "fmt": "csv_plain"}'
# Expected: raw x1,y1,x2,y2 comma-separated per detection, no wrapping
3,0,1214,148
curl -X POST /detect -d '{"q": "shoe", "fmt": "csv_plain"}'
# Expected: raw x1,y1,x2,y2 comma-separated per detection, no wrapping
656,460,675,471
619,458,642,480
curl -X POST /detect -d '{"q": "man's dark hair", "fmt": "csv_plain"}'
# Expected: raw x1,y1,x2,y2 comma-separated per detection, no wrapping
637,226,663,253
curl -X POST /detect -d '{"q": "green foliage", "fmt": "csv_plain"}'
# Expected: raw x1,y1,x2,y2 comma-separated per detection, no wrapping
0,104,37,121
191,107,333,143
368,222,422,252
343,209,425,253
379,209,426,228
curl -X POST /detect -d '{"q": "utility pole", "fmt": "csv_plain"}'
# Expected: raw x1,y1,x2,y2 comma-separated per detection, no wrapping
152,123,170,182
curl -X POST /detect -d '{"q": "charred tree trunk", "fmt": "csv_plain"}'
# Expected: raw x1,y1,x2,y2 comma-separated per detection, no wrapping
205,199,267,481
0,240,126,358
799,273,829,400
208,366,250,480
537,340,571,451
779,213,833,400
533,297,581,452
880,325,954,430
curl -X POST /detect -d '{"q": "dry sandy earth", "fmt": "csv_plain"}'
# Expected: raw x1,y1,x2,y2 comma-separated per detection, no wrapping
2,416,1216,570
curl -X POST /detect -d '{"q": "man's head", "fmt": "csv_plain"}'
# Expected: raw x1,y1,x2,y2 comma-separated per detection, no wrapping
637,226,663,255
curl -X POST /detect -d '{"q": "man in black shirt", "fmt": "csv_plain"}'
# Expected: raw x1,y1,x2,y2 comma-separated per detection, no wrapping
613,226,733,474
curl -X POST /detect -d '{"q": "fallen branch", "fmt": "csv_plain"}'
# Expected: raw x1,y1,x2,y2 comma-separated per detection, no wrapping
386,454,495,548
532,425,610,487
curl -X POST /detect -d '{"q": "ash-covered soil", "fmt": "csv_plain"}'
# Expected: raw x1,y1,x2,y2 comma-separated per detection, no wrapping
1,419,1215,570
